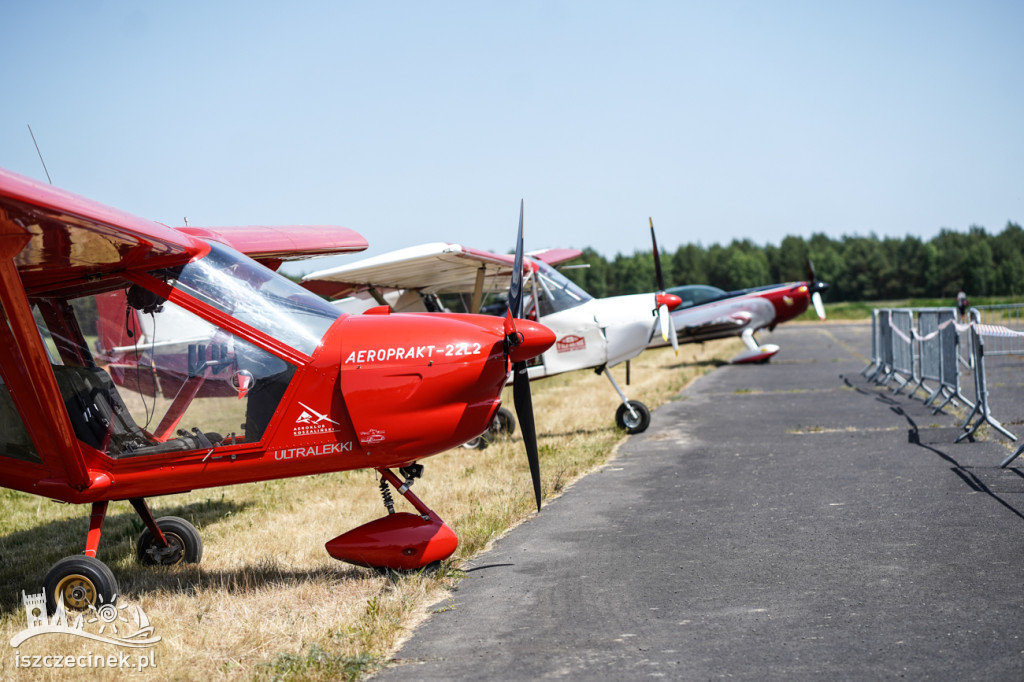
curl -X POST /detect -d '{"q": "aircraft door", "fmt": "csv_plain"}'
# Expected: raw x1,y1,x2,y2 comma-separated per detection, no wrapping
536,305,608,376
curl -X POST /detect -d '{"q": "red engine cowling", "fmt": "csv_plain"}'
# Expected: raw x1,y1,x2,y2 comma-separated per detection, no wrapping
325,511,458,570
335,311,511,463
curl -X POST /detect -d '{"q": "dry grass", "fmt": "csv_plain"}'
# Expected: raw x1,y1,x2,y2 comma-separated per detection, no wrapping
0,339,740,681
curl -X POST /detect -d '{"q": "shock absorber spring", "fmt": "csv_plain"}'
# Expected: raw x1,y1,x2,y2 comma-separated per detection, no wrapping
379,478,395,515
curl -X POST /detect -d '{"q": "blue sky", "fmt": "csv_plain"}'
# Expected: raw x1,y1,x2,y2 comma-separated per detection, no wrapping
2,1,1021,277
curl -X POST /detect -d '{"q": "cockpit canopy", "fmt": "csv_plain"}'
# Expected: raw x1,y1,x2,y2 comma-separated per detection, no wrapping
530,260,593,317
664,284,728,310
169,241,343,356
7,241,344,463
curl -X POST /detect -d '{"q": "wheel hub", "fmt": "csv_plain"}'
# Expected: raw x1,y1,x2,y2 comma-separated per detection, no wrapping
56,574,96,610
146,532,186,565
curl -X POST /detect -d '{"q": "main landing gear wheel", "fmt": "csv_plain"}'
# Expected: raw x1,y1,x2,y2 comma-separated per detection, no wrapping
44,555,119,613
492,407,516,437
136,516,203,566
615,400,651,434
462,407,518,449
462,435,488,450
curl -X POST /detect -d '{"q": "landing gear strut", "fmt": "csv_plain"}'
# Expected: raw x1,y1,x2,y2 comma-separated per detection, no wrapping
326,467,458,570
42,498,203,613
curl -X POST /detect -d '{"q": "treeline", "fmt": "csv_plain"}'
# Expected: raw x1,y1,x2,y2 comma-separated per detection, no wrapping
562,222,1024,302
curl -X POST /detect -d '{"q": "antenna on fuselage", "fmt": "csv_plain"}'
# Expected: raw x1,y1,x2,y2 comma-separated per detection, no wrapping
27,124,52,184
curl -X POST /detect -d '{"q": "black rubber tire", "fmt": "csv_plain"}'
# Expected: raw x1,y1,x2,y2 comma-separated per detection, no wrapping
492,407,516,436
461,435,488,450
44,554,119,613
615,400,651,434
136,516,203,566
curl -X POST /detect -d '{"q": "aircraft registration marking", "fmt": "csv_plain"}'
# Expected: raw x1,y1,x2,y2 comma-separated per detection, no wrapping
344,343,481,364
273,441,354,460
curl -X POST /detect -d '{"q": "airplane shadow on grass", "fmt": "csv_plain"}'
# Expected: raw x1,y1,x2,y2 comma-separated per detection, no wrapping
841,373,1024,523
0,497,252,612
0,493,380,614
661,358,729,371
486,425,617,444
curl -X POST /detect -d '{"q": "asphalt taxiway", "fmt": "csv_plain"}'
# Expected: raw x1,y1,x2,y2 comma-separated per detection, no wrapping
374,322,1024,681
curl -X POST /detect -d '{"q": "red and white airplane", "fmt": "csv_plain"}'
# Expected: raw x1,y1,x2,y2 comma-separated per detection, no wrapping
301,218,683,435
651,261,829,363
0,168,553,612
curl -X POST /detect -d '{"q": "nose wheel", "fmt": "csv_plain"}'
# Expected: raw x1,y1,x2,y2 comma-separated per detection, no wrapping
615,400,651,434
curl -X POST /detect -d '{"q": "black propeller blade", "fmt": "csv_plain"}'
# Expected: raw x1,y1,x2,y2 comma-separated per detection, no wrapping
508,201,526,320
513,362,542,511
651,216,666,292
506,200,542,511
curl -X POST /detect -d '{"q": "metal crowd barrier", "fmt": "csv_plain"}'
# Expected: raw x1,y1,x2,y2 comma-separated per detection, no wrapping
865,307,971,411
955,309,1015,444
864,304,1024,467
889,309,915,394
971,304,1024,466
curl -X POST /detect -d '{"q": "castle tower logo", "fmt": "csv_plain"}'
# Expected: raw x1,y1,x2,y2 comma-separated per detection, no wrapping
10,590,161,649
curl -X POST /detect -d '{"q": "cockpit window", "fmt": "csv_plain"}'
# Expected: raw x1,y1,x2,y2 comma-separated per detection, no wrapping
666,285,727,309
530,261,593,316
168,241,341,356
33,286,298,457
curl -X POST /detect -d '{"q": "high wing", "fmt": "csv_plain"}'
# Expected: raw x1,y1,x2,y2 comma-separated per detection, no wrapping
301,242,582,302
0,168,212,490
1,167,206,295
525,248,584,267
177,224,367,271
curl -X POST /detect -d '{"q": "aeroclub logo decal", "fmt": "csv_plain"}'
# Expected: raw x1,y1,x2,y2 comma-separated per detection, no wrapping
556,335,586,353
782,295,794,306
293,402,342,437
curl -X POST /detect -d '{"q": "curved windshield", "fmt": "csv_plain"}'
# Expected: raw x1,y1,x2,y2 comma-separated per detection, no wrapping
532,261,593,316
169,242,342,355
666,285,727,309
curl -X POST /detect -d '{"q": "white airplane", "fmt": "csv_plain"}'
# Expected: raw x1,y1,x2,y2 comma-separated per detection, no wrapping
302,220,683,435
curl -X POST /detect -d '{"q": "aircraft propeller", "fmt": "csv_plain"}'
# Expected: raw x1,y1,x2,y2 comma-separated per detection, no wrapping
805,258,829,321
504,200,543,511
650,217,680,355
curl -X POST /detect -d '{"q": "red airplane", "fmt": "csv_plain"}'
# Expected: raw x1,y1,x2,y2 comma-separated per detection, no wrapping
0,168,553,613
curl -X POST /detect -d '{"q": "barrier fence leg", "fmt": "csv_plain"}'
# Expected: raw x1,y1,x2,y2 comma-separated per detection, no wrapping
999,442,1024,469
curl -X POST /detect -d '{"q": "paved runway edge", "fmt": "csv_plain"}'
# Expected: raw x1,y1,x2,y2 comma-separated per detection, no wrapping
373,323,1024,681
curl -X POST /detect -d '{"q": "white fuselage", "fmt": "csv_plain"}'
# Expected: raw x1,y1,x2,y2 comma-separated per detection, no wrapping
528,293,655,380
